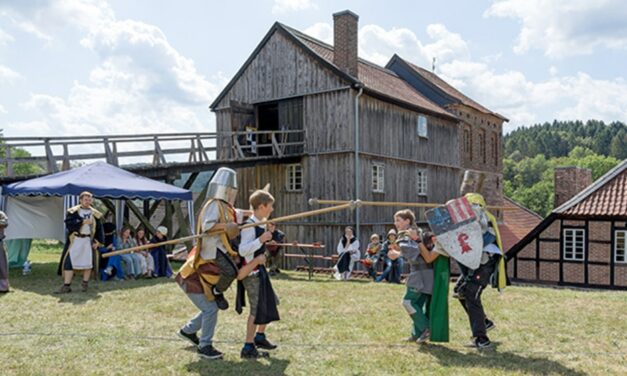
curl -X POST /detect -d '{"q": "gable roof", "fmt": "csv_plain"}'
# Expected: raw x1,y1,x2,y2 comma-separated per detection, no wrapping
554,159,627,217
283,25,456,120
500,197,543,253
210,23,457,121
386,54,508,121
209,22,356,110
507,159,627,260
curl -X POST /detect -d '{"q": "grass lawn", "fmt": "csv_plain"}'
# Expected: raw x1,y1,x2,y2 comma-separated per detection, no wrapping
0,242,625,376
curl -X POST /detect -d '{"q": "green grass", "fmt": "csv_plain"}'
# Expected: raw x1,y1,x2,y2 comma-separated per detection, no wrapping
0,241,625,376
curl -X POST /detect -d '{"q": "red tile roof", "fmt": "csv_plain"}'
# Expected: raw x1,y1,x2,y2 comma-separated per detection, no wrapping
556,160,627,217
405,60,499,115
282,25,456,120
500,197,543,253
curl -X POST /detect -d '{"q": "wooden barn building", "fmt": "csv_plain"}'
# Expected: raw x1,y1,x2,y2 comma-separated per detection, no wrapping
209,10,507,255
507,160,627,290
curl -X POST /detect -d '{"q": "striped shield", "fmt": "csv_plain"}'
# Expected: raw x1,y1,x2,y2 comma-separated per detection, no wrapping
425,196,483,269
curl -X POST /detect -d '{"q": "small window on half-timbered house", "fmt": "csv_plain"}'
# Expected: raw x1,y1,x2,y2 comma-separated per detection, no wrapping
417,169,427,196
417,116,428,138
286,164,303,192
615,230,626,263
372,163,384,193
563,228,585,261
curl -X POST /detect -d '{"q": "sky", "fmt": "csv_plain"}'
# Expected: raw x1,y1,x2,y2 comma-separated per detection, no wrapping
1,0,627,138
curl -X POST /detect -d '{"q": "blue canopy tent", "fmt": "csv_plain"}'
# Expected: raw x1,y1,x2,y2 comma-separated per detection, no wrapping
0,162,195,267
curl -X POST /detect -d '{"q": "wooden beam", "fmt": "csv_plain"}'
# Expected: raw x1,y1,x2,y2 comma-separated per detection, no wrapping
100,198,132,229
174,203,193,250
126,199,157,235
183,171,199,190
44,139,57,173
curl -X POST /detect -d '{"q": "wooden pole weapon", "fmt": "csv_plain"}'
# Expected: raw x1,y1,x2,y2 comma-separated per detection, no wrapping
308,198,515,211
102,201,359,258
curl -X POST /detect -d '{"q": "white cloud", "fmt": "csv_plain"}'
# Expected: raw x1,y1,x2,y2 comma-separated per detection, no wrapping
0,104,7,115
303,20,627,131
305,22,468,67
0,28,14,45
303,22,332,44
438,60,627,132
15,20,53,42
2,0,225,138
485,0,627,57
272,0,316,14
358,24,431,66
0,64,21,83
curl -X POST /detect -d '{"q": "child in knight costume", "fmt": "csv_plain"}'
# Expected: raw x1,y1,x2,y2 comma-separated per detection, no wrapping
389,210,442,344
176,167,259,360
453,171,506,349
236,190,280,359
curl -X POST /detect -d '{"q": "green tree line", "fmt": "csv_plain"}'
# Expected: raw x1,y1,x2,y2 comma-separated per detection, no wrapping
504,120,626,216
505,120,627,160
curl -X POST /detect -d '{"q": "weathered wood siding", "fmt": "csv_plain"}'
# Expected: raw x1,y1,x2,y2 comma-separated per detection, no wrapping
215,109,232,159
228,151,460,269
357,155,460,224
213,30,347,112
303,90,354,152
358,95,460,167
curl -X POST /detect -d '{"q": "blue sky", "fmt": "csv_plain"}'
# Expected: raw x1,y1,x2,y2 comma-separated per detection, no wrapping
1,0,627,138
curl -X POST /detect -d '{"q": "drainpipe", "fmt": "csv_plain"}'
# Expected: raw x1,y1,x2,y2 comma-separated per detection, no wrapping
354,84,364,242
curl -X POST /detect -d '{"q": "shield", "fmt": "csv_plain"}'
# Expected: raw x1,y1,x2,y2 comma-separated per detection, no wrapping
425,197,483,269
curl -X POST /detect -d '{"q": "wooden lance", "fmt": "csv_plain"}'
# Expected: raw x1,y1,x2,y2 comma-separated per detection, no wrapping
102,201,360,258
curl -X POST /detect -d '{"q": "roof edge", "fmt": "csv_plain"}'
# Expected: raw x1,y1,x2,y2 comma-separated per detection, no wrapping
503,196,543,220
389,54,509,122
506,213,557,260
210,22,361,110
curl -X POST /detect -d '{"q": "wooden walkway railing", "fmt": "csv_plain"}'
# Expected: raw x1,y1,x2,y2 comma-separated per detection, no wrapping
0,130,305,177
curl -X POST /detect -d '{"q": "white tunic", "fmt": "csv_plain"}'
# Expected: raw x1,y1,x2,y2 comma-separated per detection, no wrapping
199,200,244,260
67,208,93,270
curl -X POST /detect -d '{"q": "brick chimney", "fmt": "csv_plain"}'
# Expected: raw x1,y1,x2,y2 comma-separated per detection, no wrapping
554,166,593,208
333,10,359,77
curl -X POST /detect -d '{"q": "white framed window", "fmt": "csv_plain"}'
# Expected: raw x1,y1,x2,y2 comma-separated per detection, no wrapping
615,230,626,263
416,169,427,196
371,163,384,193
285,164,303,192
563,228,585,261
417,115,428,138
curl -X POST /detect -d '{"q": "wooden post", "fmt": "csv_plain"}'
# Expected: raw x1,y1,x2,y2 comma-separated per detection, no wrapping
5,147,12,177
153,136,166,165
44,139,57,173
111,141,119,166
188,139,197,163
197,135,208,162
62,144,70,171
104,137,115,165
271,133,283,158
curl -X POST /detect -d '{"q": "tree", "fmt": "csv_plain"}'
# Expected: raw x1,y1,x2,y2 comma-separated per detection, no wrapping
0,130,45,176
